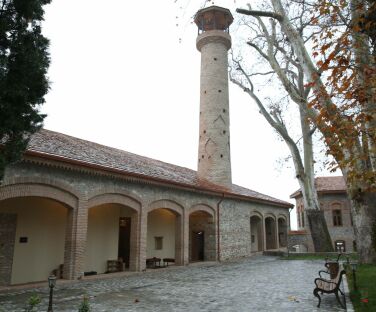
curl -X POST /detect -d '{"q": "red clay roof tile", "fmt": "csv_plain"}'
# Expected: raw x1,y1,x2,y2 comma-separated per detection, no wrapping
290,176,346,198
25,129,292,207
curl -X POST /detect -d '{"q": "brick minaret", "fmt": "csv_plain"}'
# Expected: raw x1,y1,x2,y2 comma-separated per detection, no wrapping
195,6,233,187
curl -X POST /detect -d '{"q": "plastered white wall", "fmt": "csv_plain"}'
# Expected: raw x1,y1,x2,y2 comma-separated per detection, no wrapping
0,197,67,284
147,209,175,259
84,204,120,274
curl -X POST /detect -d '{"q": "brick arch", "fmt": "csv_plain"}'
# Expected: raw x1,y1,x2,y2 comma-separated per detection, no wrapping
3,176,83,199
277,214,288,222
147,199,184,215
0,183,78,209
264,213,277,221
88,187,142,205
329,201,343,209
250,211,263,220
87,193,141,213
189,204,215,217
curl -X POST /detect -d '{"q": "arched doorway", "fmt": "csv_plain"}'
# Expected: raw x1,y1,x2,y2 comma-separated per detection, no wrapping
147,207,183,266
278,217,288,248
0,197,69,285
265,216,277,250
250,214,263,252
189,209,215,262
84,201,139,274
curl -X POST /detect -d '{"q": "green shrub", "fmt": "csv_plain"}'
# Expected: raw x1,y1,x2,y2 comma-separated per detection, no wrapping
25,294,41,312
78,296,90,312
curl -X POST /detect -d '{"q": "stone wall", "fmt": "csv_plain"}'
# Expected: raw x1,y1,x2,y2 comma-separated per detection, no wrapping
287,232,313,252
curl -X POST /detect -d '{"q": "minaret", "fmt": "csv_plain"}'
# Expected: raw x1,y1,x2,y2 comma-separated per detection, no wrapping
195,6,233,187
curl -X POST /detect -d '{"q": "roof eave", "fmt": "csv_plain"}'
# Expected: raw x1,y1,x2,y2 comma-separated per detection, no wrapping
23,150,292,208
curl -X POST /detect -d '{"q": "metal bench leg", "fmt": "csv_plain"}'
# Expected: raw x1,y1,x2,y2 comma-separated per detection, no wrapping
313,288,321,308
335,291,346,309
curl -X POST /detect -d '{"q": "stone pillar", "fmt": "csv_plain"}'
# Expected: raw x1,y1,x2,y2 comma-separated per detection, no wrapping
275,218,280,250
195,6,233,187
183,210,190,265
63,200,88,280
129,212,140,271
175,214,184,266
262,216,267,251
139,209,147,271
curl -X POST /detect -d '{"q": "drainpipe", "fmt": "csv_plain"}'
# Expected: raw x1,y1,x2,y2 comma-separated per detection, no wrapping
288,208,293,230
288,207,293,256
217,193,225,262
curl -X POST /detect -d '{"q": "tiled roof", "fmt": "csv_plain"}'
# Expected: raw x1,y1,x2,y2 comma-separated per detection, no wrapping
24,129,292,208
290,176,346,198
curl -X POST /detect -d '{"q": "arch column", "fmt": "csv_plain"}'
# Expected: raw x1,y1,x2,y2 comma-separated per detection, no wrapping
275,219,280,250
139,208,148,271
63,199,88,280
129,212,140,271
175,214,184,266
262,216,267,251
183,209,190,265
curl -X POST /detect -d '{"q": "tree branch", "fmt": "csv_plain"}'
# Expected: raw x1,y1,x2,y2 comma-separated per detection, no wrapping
236,8,283,22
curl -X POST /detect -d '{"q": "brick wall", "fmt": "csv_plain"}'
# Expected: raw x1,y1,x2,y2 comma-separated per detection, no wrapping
0,213,17,286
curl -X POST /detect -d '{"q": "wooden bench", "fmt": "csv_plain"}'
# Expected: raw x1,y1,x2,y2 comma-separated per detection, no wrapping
146,257,161,268
324,253,342,278
313,268,346,309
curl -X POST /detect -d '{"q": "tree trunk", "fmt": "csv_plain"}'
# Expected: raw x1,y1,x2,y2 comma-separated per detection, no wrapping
298,177,334,252
306,210,334,252
299,106,334,252
350,190,376,263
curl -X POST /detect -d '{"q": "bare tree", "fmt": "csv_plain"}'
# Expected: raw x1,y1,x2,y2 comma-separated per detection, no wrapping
230,1,333,252
236,0,376,263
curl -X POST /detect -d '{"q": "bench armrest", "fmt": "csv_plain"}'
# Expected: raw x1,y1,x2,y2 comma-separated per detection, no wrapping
318,270,330,278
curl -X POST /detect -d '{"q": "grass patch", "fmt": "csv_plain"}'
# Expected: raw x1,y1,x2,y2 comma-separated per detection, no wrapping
346,264,376,311
280,253,358,261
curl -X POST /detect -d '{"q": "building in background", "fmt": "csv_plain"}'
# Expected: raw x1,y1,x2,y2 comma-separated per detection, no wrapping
288,176,355,253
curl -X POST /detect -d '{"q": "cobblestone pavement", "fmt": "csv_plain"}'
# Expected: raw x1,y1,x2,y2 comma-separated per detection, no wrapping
0,256,347,312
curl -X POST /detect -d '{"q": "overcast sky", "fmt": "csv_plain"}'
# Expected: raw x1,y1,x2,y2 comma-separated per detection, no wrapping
40,0,327,229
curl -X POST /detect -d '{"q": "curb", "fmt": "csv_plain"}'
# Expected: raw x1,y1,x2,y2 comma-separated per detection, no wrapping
342,270,355,311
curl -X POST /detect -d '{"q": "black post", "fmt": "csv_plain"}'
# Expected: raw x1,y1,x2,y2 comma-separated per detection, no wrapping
47,285,54,312
352,268,357,291
47,275,56,312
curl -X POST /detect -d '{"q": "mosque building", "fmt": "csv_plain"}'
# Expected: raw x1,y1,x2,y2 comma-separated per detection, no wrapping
0,6,292,286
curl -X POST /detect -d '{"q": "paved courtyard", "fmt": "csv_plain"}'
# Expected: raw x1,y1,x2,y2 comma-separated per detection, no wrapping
0,256,348,311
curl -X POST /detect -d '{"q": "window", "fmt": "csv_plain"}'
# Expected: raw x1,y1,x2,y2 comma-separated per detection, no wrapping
335,240,346,252
333,209,342,226
301,211,305,227
154,237,163,250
